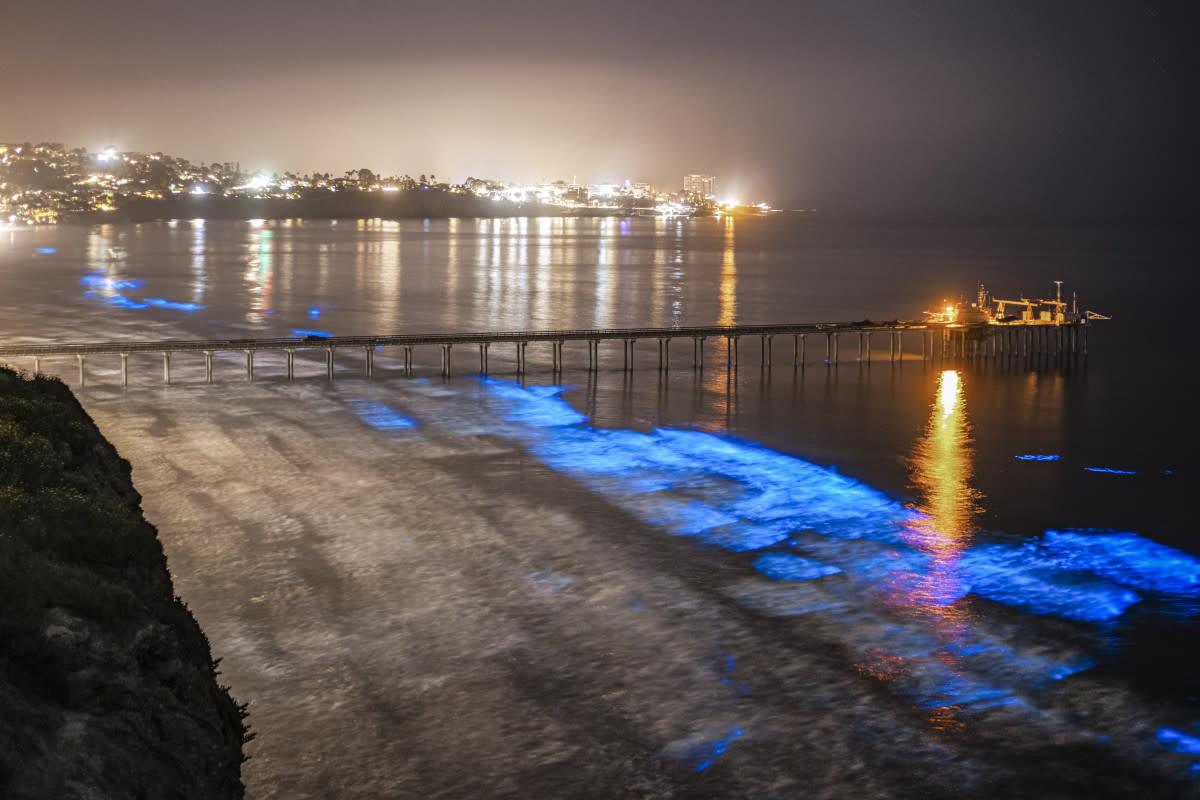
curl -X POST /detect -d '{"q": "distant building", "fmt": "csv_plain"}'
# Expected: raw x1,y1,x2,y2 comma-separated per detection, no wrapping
683,173,716,199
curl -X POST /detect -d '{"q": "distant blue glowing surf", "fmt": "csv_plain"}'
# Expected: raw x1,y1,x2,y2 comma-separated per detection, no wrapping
308,304,334,319
346,399,417,431
1085,467,1137,475
1015,454,1060,461
81,272,203,313
35,247,56,254
85,289,148,310
142,297,205,312
293,329,333,338
81,273,145,290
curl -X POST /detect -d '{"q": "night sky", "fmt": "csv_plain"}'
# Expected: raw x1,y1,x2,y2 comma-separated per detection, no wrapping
1,1,1192,216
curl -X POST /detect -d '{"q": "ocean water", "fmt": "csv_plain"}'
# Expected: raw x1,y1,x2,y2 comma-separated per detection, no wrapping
1,216,1196,797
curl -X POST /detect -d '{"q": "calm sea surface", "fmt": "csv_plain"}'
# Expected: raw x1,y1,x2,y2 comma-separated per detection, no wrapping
1,217,1196,797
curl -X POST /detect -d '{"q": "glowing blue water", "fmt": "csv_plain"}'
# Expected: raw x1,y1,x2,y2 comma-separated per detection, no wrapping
308,304,334,319
80,273,145,290
142,297,205,312
753,553,842,581
85,289,148,310
346,399,418,431
471,380,1200,626
80,272,202,313
292,329,333,338
1015,454,1060,461
1041,530,1200,595
693,728,745,772
378,379,1200,734
1084,467,1137,475
1158,728,1200,755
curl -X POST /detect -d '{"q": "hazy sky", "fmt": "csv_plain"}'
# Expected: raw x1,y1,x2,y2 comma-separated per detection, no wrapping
1,0,1192,215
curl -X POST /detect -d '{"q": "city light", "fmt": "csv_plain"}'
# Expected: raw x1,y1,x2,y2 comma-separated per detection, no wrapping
0,140,779,224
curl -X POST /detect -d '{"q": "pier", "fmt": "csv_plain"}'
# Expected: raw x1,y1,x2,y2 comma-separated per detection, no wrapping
0,320,1092,385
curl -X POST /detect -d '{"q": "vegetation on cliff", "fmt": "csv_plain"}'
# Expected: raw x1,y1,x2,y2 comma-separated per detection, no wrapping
1,366,246,799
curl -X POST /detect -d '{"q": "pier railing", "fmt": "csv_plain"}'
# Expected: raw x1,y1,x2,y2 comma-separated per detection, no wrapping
0,320,1090,385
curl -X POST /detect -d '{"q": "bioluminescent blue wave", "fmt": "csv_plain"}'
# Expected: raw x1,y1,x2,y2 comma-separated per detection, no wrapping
346,399,417,431
958,545,1141,621
1157,728,1200,755
292,329,333,338
85,289,148,310
35,247,56,254
443,380,1200,724
142,297,206,312
81,273,145,290
1015,454,1060,461
1085,467,1137,475
1042,530,1200,595
480,378,589,428
693,728,745,772
753,553,842,581
473,380,1200,626
308,304,334,319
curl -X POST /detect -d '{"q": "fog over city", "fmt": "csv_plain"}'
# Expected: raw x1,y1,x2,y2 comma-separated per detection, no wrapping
1,1,1191,216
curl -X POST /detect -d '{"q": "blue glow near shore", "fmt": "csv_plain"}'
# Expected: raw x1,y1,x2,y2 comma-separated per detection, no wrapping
450,379,1200,724
1157,728,1200,755
473,379,1200,625
1015,454,1060,461
346,399,417,431
1085,467,1137,475
693,728,745,772
81,273,145,290
754,553,842,581
142,297,206,312
292,329,333,338
85,289,149,310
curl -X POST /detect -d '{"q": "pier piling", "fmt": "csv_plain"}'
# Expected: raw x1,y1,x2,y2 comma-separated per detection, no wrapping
2,320,1099,385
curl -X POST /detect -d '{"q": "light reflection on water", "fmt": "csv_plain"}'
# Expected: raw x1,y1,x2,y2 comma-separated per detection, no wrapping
868,370,980,728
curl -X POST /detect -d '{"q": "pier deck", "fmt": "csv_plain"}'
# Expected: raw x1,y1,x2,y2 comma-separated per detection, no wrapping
0,320,1090,384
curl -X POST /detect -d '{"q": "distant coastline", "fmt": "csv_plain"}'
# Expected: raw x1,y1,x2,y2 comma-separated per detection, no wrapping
61,188,633,224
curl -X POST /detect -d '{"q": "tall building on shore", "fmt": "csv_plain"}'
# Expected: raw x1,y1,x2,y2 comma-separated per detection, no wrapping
684,173,717,199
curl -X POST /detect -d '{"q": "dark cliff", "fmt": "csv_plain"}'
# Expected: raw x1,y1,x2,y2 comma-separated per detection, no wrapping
1,367,246,799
